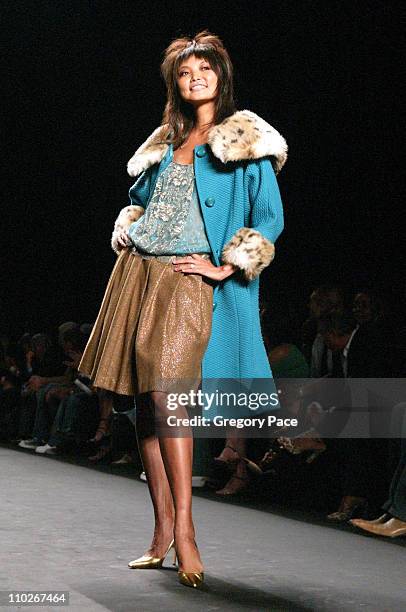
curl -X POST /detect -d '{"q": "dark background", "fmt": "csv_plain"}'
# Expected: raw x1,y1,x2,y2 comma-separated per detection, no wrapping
2,1,403,338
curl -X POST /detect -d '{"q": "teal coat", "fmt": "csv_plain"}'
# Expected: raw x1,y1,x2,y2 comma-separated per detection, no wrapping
115,110,288,383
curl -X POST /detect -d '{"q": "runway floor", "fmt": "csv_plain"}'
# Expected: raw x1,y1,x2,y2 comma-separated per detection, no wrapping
1,446,405,612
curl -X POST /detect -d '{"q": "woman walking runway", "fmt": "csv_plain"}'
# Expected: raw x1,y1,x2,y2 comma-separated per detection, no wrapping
79,30,287,588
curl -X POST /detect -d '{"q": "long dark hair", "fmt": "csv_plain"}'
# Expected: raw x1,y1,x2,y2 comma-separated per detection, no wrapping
160,31,236,149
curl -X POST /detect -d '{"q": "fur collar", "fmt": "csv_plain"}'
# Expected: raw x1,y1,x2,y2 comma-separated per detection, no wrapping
127,110,288,177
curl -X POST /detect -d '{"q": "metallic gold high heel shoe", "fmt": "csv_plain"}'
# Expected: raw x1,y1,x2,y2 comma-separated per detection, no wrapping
128,539,175,569
174,550,204,588
178,570,204,589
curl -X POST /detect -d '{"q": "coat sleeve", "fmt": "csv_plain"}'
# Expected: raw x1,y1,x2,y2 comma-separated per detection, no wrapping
222,158,284,280
111,169,153,254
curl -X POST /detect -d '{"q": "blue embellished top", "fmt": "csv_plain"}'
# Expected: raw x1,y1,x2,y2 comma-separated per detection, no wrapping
128,161,211,255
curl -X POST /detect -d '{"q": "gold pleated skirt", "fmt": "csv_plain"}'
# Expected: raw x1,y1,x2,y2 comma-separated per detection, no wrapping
78,249,213,396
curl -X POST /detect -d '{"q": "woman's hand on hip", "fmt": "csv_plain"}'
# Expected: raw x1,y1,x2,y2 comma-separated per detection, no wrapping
173,254,237,281
116,229,132,249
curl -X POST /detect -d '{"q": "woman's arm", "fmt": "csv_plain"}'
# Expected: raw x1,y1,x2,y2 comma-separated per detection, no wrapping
174,158,284,282
222,158,284,280
111,169,154,254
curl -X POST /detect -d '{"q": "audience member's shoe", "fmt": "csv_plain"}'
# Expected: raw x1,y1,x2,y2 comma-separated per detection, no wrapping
215,474,249,496
18,438,40,449
89,417,111,443
214,445,241,469
350,513,390,528
88,446,111,462
214,446,263,476
327,496,368,522
35,444,58,455
111,453,134,464
257,443,286,473
351,517,406,538
277,435,326,463
240,456,265,476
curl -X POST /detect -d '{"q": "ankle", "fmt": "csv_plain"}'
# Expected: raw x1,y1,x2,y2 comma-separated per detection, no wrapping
154,519,174,537
174,521,196,541
155,513,174,526
174,537,203,572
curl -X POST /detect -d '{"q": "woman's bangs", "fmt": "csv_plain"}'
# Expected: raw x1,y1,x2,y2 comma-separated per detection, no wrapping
174,47,220,75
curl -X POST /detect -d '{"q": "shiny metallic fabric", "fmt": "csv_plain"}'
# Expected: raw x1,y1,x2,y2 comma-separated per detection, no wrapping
78,249,213,396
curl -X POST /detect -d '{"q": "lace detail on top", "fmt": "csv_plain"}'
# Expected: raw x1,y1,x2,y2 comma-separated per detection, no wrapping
128,161,211,255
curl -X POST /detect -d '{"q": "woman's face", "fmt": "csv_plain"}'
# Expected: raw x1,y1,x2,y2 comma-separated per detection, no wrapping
176,54,218,105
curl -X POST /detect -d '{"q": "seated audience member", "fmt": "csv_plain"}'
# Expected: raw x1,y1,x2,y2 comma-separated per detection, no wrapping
41,335,110,459
18,328,84,449
17,333,66,440
271,310,394,516
214,317,309,496
269,344,309,379
33,331,100,456
88,390,137,463
0,370,21,441
86,389,114,461
352,290,402,376
18,333,32,352
36,386,99,455
307,285,345,377
90,390,113,443
110,396,138,465
352,291,385,326
318,311,391,521
43,388,120,463
320,309,393,378
79,323,93,340
351,403,406,538
23,332,67,389
15,333,33,381
57,321,79,347
1,341,24,381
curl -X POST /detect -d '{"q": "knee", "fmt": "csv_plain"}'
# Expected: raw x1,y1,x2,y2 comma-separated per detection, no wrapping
150,391,170,418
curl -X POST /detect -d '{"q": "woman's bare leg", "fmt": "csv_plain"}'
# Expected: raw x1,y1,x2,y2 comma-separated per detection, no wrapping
151,391,203,573
135,394,175,557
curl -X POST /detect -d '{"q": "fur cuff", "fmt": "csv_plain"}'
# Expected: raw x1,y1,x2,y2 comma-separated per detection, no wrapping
222,228,275,281
111,205,144,254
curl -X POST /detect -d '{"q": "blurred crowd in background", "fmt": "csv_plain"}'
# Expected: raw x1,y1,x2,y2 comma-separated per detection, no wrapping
1,284,405,537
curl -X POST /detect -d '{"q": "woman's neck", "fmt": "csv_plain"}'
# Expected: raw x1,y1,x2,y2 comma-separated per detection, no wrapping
173,101,216,161
193,101,215,132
